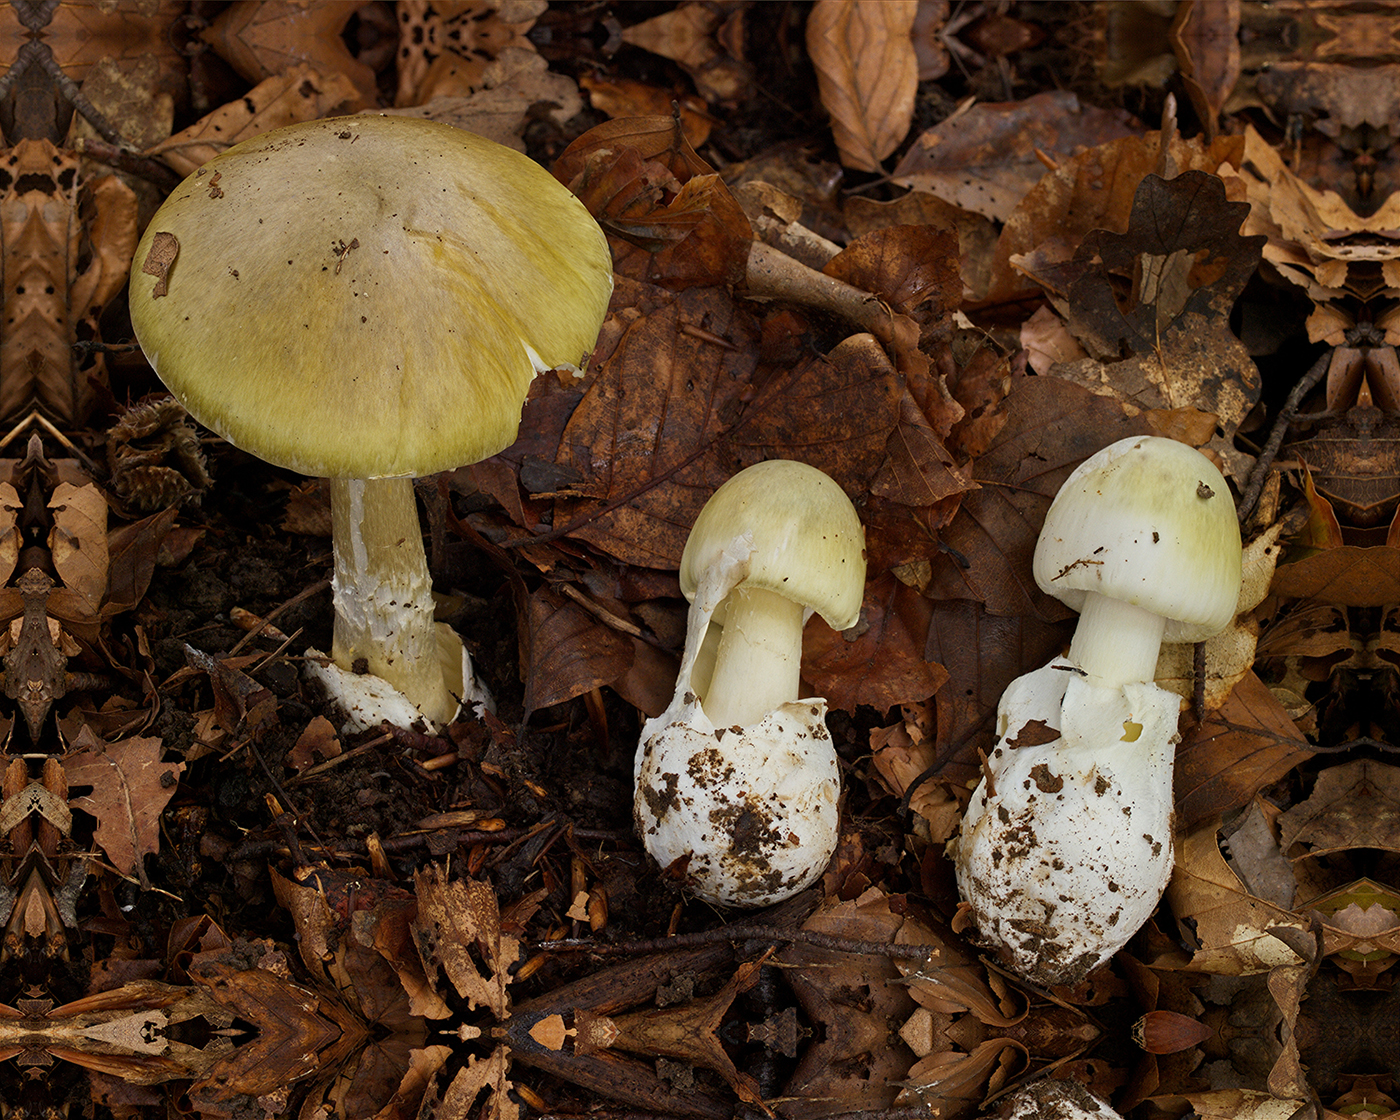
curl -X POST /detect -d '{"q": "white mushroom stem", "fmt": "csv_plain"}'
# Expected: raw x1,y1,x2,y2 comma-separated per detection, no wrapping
329,477,461,726
1067,592,1168,691
702,585,804,728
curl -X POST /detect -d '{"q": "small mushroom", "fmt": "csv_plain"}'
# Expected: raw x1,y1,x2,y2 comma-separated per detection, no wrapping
634,460,866,907
951,437,1242,985
129,115,612,730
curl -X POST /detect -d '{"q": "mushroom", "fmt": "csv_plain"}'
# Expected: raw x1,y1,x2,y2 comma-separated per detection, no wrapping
951,436,1242,985
634,460,866,907
128,115,612,730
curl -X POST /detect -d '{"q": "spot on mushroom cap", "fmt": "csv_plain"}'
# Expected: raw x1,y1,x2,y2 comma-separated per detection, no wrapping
1032,436,1243,642
679,460,867,631
129,115,613,479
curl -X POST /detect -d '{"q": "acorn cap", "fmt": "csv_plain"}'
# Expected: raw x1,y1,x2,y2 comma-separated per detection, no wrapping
1032,436,1242,643
679,460,866,630
129,114,613,479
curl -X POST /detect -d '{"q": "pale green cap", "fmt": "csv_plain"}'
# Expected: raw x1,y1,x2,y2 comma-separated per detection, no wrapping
129,114,613,479
680,460,868,630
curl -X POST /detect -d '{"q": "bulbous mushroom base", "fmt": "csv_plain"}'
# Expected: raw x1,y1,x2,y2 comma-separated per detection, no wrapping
951,661,1179,986
307,623,491,733
634,694,839,908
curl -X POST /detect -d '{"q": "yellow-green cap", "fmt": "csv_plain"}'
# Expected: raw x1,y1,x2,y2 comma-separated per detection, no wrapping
129,115,613,479
680,460,867,630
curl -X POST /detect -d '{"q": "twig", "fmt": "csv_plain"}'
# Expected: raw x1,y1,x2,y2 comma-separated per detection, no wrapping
536,925,942,962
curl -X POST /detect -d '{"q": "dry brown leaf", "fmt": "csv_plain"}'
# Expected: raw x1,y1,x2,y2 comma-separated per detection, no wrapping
420,1048,518,1120
619,1,750,104
804,572,948,712
550,286,899,569
1279,759,1400,858
1170,0,1241,137
63,728,181,883
386,48,582,151
868,701,963,840
806,0,918,172
0,482,21,589
519,584,634,716
579,75,713,147
1166,818,1313,975
1020,304,1088,375
42,1,184,83
844,190,999,301
412,864,518,1019
395,0,544,107
1174,672,1314,831
897,1038,1027,1115
147,64,359,176
779,889,925,1115
987,129,1246,304
1,141,138,422
1306,877,1400,968
1237,125,1400,306
1270,543,1400,606
68,56,175,159
100,506,178,619
48,482,108,620
892,90,1139,223
200,0,378,109
1043,171,1263,468
558,117,753,288
922,374,1150,618
286,715,340,774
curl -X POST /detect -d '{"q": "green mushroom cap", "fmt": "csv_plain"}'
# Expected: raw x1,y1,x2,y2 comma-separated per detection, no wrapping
129,114,613,479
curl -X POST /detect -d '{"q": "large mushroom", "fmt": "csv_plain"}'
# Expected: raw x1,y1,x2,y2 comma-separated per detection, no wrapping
951,436,1242,985
634,460,866,907
128,115,612,730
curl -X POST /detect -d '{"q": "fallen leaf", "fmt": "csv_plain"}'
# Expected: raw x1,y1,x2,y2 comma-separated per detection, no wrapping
147,64,359,176
619,1,750,104
519,584,633,716
394,0,545,107
1278,759,1400,858
806,0,918,172
1167,817,1312,975
893,90,1139,222
412,864,518,1019
1,141,138,421
1271,544,1400,606
1174,672,1314,831
804,572,948,712
63,729,182,883
922,374,1150,618
48,482,108,619
200,0,378,109
550,287,898,569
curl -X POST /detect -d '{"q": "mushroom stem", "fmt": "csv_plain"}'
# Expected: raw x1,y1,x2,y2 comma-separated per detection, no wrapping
330,477,460,725
702,585,804,728
1067,592,1167,691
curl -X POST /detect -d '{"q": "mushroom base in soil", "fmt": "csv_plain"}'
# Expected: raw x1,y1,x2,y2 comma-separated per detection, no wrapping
305,477,492,732
633,460,866,908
